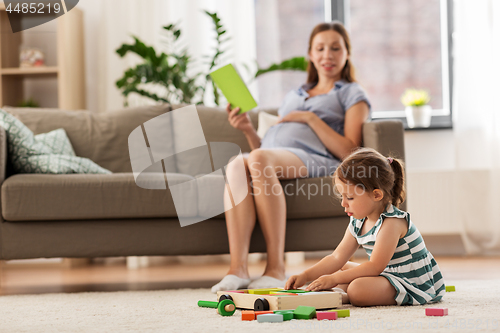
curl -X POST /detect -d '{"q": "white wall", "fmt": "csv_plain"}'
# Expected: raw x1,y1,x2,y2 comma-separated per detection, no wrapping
404,129,457,235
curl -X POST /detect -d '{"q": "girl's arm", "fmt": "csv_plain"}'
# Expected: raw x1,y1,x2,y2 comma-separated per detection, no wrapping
278,101,370,160
306,217,407,291
285,227,359,290
308,101,369,159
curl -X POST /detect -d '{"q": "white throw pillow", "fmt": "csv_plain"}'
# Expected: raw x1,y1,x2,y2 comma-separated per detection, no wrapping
256,111,279,139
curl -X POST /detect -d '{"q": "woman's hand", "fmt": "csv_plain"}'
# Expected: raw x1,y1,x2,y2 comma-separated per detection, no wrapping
277,111,317,125
285,273,308,290
305,274,338,291
227,103,254,134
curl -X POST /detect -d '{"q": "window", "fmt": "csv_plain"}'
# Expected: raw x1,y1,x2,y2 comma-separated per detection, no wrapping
330,0,453,124
254,0,453,128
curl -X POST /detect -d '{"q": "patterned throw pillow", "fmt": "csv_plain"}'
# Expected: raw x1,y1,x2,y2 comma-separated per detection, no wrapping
34,128,76,156
0,109,111,174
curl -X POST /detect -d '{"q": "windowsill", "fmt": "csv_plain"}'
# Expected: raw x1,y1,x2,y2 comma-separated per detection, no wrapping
373,115,453,131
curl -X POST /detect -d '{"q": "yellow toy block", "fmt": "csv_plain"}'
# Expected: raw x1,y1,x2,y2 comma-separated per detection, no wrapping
247,288,284,295
328,309,350,317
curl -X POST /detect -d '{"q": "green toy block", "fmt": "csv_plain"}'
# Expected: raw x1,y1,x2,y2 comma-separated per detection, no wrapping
293,305,316,319
445,285,455,292
274,310,294,321
328,309,350,318
247,288,284,295
281,289,310,293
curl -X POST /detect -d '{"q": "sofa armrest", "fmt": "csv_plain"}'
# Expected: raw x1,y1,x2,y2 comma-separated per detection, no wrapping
0,127,6,184
363,119,407,211
363,120,406,161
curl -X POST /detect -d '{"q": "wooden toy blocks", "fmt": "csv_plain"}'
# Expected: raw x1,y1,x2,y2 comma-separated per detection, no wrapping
273,310,294,321
217,288,342,311
328,309,350,318
257,314,284,323
445,285,455,292
197,299,236,316
425,308,448,316
317,311,338,320
293,305,316,319
254,310,273,317
241,311,255,321
248,288,283,295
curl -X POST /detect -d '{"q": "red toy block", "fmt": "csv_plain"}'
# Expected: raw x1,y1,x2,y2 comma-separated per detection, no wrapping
242,310,255,321
317,311,338,320
425,308,448,316
255,310,273,316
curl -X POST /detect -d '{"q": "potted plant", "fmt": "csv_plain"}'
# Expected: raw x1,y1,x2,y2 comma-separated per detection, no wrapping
401,88,432,128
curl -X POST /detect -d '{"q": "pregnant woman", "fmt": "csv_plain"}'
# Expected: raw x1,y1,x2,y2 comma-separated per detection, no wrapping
212,21,371,292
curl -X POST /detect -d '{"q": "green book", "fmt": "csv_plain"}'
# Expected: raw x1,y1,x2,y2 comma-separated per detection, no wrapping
209,64,257,113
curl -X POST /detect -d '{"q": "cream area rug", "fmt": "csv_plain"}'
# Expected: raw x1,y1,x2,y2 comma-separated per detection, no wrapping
0,279,498,333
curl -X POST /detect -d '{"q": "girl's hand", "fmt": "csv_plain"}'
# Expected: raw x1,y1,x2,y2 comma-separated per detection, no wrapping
227,103,254,134
277,111,316,125
285,273,308,290
305,274,338,291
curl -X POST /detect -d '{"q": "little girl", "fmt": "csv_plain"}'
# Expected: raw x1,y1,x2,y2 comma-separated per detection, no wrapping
285,148,445,306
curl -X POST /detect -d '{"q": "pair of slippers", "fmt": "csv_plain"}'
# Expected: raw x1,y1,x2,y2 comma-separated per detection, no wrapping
211,275,287,293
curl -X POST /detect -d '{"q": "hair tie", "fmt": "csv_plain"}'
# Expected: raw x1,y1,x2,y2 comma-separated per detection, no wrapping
387,157,393,164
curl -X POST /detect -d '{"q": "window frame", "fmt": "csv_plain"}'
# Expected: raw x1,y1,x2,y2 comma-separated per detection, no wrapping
326,0,453,130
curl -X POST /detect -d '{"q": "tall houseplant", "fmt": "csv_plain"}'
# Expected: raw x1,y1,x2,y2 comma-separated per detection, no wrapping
116,10,309,106
115,11,229,106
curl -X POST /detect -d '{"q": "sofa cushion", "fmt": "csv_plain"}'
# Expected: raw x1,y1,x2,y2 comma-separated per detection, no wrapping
35,128,75,156
1,173,196,221
0,109,111,174
2,105,172,173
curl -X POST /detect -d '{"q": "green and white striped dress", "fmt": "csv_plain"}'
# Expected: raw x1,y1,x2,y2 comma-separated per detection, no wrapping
348,204,446,305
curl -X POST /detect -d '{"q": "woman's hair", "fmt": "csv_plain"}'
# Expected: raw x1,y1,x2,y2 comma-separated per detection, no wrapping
306,21,356,84
333,148,406,207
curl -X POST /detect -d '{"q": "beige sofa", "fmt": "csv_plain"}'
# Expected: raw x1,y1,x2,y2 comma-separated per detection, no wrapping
0,104,405,261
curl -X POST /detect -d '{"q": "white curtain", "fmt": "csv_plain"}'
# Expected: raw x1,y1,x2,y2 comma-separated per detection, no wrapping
78,0,257,113
454,0,500,254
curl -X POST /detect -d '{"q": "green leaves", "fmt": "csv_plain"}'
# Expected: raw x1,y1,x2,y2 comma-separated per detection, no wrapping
115,10,308,107
255,57,309,77
115,11,229,106
203,10,230,106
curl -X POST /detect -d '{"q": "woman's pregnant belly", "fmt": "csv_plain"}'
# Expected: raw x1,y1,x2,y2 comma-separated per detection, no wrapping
260,122,330,157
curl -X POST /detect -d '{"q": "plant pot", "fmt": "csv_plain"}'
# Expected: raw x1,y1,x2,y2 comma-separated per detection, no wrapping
405,105,432,128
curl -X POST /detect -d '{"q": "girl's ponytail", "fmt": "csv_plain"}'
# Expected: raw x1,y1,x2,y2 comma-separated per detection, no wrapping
389,158,406,208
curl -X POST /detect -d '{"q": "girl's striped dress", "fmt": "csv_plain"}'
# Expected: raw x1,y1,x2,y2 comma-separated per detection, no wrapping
348,204,446,305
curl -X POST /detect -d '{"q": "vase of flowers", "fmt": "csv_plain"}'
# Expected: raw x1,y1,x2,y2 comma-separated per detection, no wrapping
401,89,432,128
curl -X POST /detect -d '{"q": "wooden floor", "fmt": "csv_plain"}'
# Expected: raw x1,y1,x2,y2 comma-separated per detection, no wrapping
1,256,499,296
